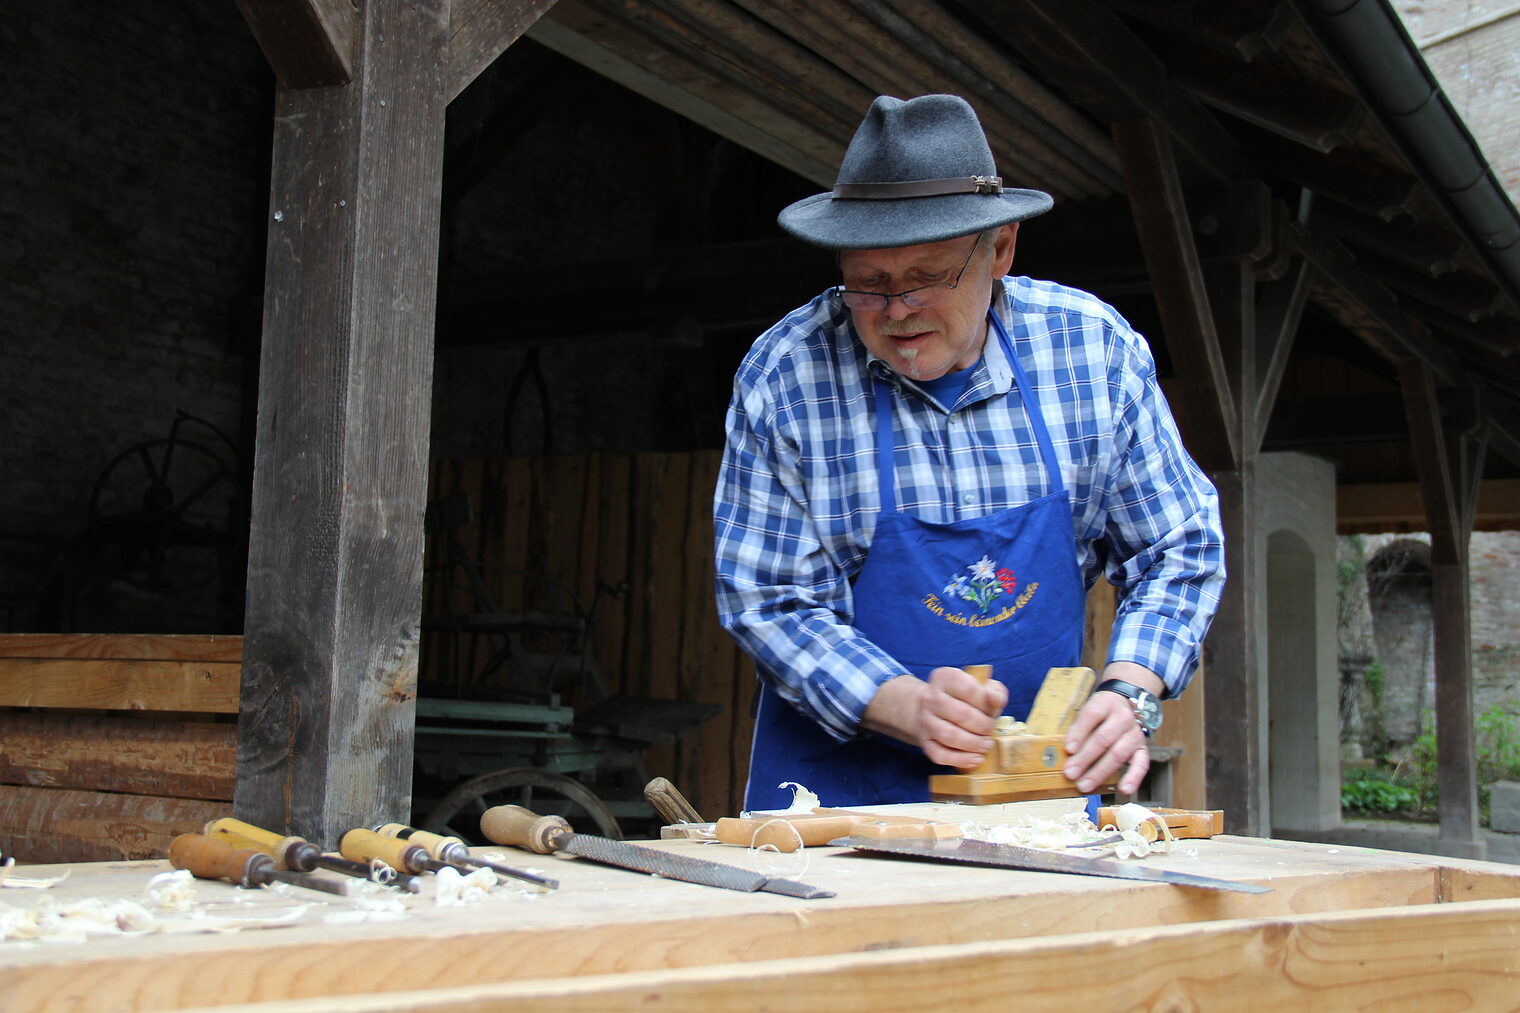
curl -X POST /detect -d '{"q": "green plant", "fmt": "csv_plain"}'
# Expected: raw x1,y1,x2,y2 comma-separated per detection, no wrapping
1386,706,1520,825
1340,768,1419,815
1362,658,1385,703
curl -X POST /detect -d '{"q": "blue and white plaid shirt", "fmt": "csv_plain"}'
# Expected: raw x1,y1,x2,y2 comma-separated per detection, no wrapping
714,275,1225,743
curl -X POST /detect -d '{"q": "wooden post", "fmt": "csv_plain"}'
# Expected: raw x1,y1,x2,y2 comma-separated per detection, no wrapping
236,1,447,846
1401,362,1483,857
1115,117,1271,834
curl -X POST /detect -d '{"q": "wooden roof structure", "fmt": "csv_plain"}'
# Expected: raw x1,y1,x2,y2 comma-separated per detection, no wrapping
231,0,1520,849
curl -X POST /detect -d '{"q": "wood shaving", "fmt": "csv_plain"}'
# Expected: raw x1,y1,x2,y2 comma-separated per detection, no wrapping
774,782,820,813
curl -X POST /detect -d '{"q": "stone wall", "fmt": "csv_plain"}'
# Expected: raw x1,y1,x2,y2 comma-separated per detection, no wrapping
1340,531,1520,757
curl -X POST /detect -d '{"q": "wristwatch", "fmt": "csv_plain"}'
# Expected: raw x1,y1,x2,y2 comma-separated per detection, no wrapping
1095,679,1163,732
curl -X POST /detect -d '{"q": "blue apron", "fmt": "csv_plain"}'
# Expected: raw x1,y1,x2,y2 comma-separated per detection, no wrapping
745,310,1087,811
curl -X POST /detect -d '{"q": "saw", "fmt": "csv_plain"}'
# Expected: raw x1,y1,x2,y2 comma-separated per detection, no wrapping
828,835,1271,894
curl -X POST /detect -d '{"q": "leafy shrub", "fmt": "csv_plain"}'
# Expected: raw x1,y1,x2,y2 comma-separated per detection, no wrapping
1386,705,1520,825
1340,768,1419,815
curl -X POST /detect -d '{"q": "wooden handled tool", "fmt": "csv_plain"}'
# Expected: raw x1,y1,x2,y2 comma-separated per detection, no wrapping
339,828,444,875
929,666,1116,804
169,833,352,897
205,817,422,892
1096,806,1224,840
479,805,835,899
480,806,572,855
714,808,962,853
373,822,556,889
644,777,705,825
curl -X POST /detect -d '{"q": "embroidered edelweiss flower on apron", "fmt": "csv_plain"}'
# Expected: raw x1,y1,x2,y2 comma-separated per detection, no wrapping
944,555,1017,615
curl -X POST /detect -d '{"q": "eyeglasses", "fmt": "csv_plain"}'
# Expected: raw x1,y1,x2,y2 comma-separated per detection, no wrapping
833,233,982,312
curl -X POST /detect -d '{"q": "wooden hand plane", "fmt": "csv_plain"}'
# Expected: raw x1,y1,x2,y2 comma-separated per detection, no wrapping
928,665,1120,804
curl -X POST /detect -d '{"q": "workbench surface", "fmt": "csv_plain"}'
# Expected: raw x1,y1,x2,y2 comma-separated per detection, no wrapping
3,835,1519,1012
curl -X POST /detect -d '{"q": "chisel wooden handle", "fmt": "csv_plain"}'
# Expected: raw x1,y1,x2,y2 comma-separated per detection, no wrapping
170,833,264,886
644,778,705,825
480,805,571,854
205,817,316,872
374,823,464,862
339,828,428,872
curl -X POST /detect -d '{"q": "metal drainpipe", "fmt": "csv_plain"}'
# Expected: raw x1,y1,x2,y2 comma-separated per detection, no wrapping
1294,0,1520,311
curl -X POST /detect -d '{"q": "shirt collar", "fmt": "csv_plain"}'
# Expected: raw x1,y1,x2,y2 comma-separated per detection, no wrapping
853,279,1020,404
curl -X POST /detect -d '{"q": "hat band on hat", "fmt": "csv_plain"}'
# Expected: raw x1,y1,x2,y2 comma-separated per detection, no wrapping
832,175,1004,200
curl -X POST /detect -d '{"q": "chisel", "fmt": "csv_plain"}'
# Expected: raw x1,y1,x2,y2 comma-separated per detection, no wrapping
373,822,557,890
205,817,422,893
169,833,354,897
480,804,835,899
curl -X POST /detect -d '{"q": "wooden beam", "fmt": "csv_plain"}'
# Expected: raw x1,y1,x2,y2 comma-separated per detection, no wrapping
1164,39,1364,153
136,898,1520,1011
1253,258,1313,443
1245,126,1420,223
0,632,243,663
235,0,356,89
1401,364,1460,551
1114,117,1240,471
0,657,238,713
0,713,235,801
1108,0,1293,61
831,0,1117,197
1488,402,1520,471
528,0,842,185
1400,361,1481,855
239,0,447,847
0,786,229,864
1200,267,1263,835
1337,479,1520,532
1289,223,1465,383
1313,200,1467,279
986,0,1237,183
446,0,562,102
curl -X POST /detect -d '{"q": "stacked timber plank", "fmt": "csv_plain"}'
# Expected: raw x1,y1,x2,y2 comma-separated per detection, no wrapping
0,633,239,864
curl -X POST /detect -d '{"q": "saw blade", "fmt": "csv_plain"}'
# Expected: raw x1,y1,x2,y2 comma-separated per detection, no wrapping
563,834,834,898
829,836,1270,894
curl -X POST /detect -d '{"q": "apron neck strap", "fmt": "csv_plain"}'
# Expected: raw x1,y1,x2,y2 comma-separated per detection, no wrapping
874,308,1066,512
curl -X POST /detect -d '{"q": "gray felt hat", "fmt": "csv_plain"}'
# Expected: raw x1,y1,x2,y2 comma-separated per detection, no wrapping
777,94,1053,250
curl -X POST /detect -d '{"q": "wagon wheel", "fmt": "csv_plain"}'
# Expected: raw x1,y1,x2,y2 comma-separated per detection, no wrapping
423,767,624,843
87,435,236,593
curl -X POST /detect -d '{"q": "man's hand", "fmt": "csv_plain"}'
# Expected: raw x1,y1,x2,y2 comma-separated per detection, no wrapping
1061,662,1164,795
862,667,1009,768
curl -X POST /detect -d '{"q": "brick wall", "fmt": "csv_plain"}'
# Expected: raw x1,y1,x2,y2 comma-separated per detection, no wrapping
1,3,270,632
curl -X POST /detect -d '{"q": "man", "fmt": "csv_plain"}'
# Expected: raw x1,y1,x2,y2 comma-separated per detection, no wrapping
714,94,1225,813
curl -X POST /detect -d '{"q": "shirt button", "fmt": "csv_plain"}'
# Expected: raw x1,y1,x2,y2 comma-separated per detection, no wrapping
962,493,977,505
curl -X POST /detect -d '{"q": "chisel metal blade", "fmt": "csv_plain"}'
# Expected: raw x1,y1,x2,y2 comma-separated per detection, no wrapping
829,836,1271,894
561,834,834,898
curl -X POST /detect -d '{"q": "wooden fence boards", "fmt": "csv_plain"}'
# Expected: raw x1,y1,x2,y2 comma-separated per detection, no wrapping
422,452,752,818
